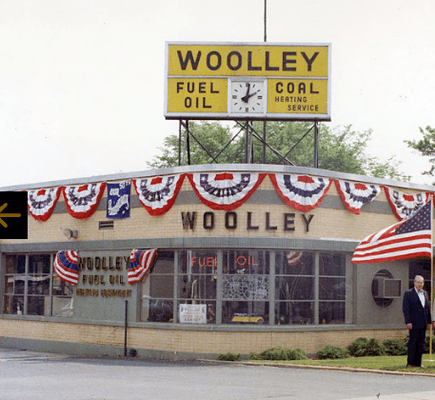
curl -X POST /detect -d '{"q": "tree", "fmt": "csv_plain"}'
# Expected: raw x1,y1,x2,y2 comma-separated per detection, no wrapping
405,126,435,178
148,121,410,181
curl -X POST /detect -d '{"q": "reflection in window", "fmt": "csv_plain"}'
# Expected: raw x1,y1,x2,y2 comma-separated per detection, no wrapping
141,251,175,323
3,254,73,317
223,250,269,324
319,253,346,324
177,250,217,324
275,252,314,325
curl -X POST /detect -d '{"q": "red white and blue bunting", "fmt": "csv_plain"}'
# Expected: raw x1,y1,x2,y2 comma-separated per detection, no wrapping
383,186,430,220
133,174,185,216
187,172,266,211
269,174,332,213
54,250,79,285
128,248,158,285
334,180,381,215
63,182,107,219
28,187,62,221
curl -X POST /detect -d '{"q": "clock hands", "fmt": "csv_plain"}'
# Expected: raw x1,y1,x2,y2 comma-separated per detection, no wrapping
241,83,259,103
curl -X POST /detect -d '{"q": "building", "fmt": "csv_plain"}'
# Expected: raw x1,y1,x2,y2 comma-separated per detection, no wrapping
0,163,432,359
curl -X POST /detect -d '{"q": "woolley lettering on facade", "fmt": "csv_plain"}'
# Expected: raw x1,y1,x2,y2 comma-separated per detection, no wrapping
181,211,314,232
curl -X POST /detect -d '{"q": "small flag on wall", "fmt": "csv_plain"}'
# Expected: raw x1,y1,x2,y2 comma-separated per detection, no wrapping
54,250,79,285
107,181,131,219
128,248,158,285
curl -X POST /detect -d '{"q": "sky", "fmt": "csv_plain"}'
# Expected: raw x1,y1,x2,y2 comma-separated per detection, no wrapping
1,0,435,188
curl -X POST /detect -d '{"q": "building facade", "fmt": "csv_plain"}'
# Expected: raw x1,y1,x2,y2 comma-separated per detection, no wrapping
0,164,432,359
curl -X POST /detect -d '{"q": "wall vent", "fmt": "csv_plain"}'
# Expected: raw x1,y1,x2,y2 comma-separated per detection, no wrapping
99,221,114,230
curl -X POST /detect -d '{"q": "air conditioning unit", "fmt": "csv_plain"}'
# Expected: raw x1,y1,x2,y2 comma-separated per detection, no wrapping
372,278,402,299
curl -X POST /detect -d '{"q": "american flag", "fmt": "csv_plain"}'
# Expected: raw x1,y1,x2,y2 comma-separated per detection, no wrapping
54,250,79,285
351,201,432,264
128,248,157,285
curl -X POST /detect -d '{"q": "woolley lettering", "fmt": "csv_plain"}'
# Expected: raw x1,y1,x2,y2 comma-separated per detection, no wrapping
181,211,314,232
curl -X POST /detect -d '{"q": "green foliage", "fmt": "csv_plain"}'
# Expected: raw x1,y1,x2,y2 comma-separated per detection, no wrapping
217,352,241,361
382,339,407,356
249,347,308,361
405,125,435,180
149,121,409,181
348,338,386,357
316,344,350,359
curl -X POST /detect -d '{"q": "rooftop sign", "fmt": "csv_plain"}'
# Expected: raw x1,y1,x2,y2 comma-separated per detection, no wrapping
164,42,331,121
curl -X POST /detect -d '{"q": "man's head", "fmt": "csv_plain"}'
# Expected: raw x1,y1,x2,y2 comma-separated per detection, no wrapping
414,275,425,291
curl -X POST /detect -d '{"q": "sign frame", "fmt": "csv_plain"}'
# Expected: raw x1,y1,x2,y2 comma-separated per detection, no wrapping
164,41,331,121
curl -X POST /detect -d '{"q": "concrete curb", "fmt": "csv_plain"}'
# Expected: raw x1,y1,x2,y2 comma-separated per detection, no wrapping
197,359,435,378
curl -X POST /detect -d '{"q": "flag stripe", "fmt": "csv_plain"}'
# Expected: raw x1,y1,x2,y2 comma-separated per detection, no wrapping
351,201,432,264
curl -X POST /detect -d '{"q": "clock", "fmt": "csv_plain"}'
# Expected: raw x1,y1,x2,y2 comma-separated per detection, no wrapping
230,80,265,114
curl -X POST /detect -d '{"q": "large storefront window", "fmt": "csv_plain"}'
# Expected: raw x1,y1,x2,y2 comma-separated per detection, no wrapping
274,251,347,325
177,250,217,324
141,251,174,322
275,252,314,325
3,254,73,317
223,250,269,324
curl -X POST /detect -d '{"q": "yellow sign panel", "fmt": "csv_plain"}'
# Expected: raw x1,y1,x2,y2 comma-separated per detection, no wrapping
267,79,328,115
168,44,328,78
164,42,331,121
167,78,228,113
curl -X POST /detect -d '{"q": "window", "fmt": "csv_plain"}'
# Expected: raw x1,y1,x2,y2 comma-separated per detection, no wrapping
222,250,269,325
178,250,217,324
275,252,347,325
141,251,175,322
275,252,314,325
3,254,73,317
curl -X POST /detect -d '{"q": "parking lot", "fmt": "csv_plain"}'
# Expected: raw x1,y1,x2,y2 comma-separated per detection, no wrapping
1,348,435,400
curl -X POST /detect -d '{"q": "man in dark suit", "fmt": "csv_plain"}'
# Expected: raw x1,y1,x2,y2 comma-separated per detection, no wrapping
402,275,432,367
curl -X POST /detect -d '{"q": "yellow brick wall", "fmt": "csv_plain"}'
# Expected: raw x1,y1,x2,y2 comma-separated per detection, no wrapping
0,319,407,356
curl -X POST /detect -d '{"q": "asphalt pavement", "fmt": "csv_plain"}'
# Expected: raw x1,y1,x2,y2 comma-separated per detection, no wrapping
1,348,435,400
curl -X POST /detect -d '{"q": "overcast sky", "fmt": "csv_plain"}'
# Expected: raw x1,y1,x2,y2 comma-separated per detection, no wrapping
1,0,434,188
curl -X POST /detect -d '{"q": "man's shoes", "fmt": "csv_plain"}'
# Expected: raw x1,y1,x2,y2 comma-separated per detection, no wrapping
406,364,415,368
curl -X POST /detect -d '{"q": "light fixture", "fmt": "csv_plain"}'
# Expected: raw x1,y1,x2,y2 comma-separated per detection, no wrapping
60,227,78,239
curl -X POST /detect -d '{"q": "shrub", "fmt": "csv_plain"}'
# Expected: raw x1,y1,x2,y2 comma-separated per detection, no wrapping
217,352,241,361
250,347,308,361
382,339,407,356
317,344,350,359
348,338,386,357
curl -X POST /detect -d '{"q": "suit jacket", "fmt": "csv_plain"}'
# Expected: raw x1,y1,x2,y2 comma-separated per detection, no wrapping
402,288,431,329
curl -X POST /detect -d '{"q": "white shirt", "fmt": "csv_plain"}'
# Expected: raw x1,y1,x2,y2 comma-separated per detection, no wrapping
415,287,426,308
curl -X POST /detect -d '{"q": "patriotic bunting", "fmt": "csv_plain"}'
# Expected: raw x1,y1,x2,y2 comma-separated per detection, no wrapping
383,187,429,221
269,174,332,213
54,250,79,285
107,181,131,219
28,187,62,221
351,201,432,264
287,251,302,266
128,248,158,285
187,172,266,211
133,175,185,216
334,180,381,215
63,182,107,219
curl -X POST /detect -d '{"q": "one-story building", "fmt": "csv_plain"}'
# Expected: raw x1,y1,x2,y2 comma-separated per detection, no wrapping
0,163,432,359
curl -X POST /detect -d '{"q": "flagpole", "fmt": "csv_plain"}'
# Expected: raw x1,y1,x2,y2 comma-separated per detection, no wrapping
430,195,434,362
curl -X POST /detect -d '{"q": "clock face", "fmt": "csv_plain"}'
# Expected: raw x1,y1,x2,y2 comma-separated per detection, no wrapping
230,81,264,114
